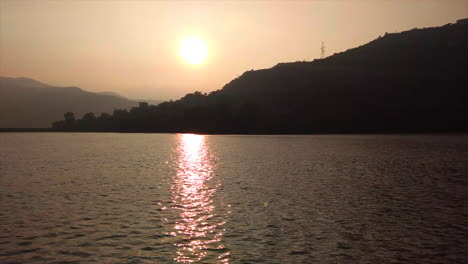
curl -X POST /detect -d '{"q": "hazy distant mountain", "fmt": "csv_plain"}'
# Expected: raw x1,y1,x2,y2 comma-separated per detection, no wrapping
98,91,125,98
51,18,468,133
135,98,164,106
0,77,140,128
98,91,163,106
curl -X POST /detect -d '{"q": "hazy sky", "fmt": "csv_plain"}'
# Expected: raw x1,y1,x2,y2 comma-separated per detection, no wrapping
1,1,467,100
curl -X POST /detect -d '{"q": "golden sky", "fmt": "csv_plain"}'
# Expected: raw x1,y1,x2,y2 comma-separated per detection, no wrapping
1,0,467,100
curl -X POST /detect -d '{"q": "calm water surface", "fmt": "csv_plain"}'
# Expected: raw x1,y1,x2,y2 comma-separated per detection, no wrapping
0,133,467,263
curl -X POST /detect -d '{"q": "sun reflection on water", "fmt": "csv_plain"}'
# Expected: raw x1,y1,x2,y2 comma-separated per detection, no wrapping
171,134,229,263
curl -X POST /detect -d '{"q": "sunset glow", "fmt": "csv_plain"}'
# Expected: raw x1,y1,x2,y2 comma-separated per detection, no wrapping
180,37,208,65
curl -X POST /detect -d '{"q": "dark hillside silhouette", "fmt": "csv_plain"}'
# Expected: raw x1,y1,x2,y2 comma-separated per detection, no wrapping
52,19,468,133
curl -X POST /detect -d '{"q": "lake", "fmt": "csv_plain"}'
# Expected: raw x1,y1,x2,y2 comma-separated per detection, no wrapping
1,133,467,263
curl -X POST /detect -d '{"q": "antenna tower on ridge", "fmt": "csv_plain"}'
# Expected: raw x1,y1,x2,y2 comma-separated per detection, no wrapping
321,41,325,59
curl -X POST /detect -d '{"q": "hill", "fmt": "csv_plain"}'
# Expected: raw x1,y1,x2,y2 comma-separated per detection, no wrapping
53,18,468,133
0,77,138,128
98,91,125,98
97,92,163,106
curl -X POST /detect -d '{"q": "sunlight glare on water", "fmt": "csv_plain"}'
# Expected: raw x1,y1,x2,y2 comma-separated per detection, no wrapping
171,134,229,263
1,134,467,263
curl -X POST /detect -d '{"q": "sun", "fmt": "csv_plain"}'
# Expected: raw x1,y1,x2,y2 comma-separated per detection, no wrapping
179,36,208,65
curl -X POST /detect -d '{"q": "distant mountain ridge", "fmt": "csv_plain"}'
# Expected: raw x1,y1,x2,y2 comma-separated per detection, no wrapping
1,77,51,89
98,92,164,106
98,91,125,98
0,77,161,128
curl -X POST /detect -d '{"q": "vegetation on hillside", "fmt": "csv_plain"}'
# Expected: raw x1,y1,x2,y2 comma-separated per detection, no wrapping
52,19,468,133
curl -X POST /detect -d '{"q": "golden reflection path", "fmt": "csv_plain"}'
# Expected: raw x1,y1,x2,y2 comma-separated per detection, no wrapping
171,134,230,263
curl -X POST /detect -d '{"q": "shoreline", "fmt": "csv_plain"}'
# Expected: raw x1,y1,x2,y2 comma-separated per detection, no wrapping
1,128,467,136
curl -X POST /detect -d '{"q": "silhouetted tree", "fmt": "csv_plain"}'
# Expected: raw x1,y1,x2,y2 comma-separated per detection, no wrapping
64,112,75,125
98,112,111,120
82,112,96,121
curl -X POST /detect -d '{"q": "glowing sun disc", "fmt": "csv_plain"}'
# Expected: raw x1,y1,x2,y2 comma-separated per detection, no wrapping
180,37,208,65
